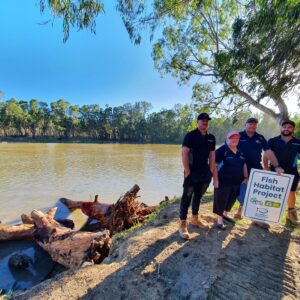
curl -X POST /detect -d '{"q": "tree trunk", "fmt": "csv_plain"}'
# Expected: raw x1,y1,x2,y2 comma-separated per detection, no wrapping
31,209,111,269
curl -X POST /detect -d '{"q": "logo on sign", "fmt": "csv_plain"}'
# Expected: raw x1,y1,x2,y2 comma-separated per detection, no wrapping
255,207,269,217
250,197,263,206
265,200,281,208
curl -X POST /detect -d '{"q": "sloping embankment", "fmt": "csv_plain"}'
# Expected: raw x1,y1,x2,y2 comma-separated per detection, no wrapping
13,201,300,300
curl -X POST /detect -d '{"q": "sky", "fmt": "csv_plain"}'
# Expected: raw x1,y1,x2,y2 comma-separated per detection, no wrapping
0,0,193,112
0,1,298,115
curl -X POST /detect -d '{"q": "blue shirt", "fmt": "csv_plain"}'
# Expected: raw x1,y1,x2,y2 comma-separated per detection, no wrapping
182,129,216,170
238,131,269,172
268,135,300,174
216,144,246,187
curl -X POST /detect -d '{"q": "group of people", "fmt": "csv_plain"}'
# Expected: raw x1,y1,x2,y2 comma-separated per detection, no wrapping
178,113,300,239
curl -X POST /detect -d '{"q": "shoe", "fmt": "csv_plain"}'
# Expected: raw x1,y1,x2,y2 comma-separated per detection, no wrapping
217,223,227,230
234,213,242,220
252,221,270,229
190,215,209,230
287,208,299,225
179,220,190,240
222,215,236,224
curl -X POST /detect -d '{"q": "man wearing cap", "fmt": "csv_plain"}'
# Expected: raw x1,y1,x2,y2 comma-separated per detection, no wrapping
235,117,283,221
263,120,300,225
179,112,216,239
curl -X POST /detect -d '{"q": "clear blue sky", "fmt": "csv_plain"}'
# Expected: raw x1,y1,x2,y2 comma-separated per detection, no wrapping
0,0,193,111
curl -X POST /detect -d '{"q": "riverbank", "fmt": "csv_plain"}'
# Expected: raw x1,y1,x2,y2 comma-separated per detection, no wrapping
0,137,181,145
11,193,300,300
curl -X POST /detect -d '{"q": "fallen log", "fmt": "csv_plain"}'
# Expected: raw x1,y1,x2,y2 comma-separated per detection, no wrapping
31,209,111,269
0,208,60,241
0,223,35,240
79,185,156,233
59,197,84,209
21,212,75,229
60,194,101,210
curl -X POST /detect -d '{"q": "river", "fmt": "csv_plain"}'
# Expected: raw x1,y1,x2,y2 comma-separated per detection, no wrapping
0,143,184,223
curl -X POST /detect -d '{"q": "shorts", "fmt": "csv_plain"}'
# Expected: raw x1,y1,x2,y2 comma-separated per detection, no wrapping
213,185,240,216
237,183,247,206
291,173,299,192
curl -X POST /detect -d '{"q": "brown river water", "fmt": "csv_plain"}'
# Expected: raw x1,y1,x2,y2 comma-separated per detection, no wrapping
0,143,184,224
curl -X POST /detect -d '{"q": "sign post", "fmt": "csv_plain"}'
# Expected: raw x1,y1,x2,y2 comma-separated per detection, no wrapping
243,169,294,224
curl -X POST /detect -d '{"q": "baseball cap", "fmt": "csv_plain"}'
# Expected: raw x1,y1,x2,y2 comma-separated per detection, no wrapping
227,131,241,139
281,120,295,127
197,113,211,120
246,117,258,124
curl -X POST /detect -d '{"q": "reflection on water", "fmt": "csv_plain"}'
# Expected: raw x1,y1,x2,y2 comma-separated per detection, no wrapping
0,143,183,223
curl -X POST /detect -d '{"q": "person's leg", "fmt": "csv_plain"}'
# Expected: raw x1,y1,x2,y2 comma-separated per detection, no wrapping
235,183,247,219
179,178,194,239
191,182,209,216
287,192,298,224
223,186,240,223
190,182,209,229
286,176,299,224
288,192,296,208
180,185,194,220
213,186,230,229
225,186,240,212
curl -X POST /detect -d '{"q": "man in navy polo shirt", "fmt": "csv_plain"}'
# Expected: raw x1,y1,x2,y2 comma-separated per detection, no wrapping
235,117,283,220
264,120,300,225
178,113,216,239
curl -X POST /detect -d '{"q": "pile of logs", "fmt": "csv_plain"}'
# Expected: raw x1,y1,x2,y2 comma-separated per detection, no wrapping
0,185,156,269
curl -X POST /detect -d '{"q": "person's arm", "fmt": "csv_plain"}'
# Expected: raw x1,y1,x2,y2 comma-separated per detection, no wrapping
242,163,248,184
263,151,270,171
209,150,216,173
264,150,284,174
262,136,284,174
209,150,218,188
182,146,191,177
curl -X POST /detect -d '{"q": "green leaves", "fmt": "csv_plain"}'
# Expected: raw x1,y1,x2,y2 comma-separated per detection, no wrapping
118,0,299,123
39,0,104,42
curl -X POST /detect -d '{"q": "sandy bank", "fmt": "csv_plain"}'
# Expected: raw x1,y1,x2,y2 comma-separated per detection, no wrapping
11,200,300,300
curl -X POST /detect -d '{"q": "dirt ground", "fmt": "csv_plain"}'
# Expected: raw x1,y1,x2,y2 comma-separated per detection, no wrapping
12,200,300,300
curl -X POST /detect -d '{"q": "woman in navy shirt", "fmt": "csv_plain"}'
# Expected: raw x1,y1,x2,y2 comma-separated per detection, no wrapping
214,131,248,229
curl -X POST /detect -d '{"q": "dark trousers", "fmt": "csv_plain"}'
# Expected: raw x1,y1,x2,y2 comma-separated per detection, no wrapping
179,176,209,220
213,185,240,216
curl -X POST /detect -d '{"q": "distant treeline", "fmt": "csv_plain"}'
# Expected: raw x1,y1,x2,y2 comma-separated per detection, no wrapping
0,99,298,144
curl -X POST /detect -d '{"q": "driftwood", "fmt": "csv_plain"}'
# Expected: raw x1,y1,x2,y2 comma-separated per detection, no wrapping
61,185,156,234
21,212,75,229
31,209,111,269
60,198,83,209
0,223,35,240
0,208,59,241
0,208,77,241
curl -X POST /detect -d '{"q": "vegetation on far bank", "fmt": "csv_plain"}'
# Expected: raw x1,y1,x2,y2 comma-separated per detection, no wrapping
1,99,299,145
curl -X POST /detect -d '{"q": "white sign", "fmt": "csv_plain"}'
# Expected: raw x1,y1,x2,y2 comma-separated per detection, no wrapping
243,169,294,224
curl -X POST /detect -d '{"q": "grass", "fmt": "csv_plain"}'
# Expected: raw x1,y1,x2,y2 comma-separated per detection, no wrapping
109,198,177,256
113,198,175,242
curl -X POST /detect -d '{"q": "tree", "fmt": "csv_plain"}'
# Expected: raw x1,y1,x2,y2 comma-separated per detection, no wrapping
117,0,300,124
39,0,104,42
51,99,71,138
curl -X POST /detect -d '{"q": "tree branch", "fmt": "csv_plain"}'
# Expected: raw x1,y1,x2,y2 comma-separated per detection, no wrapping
230,84,279,120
